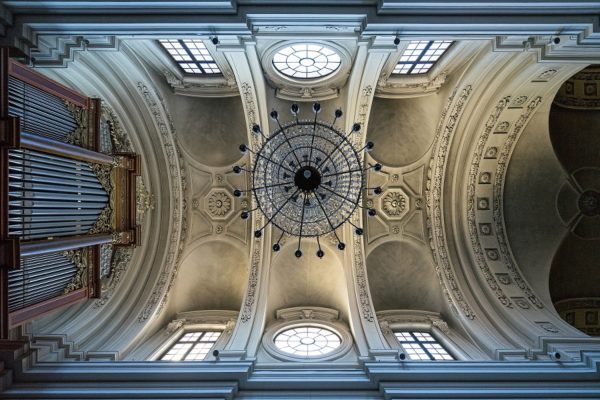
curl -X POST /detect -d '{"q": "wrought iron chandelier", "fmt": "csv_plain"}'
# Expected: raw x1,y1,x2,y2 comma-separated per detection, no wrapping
233,103,382,258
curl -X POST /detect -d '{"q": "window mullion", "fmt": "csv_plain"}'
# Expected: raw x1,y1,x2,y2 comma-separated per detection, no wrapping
179,40,206,74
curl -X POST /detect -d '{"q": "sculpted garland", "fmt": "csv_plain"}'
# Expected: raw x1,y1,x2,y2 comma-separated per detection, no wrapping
426,85,476,320
493,96,544,309
136,82,189,322
466,96,514,309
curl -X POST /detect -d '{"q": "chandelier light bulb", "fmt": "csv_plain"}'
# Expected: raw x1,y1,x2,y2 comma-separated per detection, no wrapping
235,102,378,257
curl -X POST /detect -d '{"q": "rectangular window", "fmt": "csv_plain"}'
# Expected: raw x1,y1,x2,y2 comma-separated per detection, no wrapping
161,331,222,361
393,40,453,75
159,39,221,75
394,331,454,360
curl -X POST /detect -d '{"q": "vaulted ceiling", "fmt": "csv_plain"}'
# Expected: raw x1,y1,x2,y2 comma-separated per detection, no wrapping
3,2,597,366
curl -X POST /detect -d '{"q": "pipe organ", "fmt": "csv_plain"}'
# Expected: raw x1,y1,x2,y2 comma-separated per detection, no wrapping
0,48,140,338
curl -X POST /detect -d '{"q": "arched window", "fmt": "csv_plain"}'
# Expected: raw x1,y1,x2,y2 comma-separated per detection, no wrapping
159,39,221,75
272,43,341,79
135,311,237,362
262,307,354,362
160,331,222,361
393,40,452,75
274,326,342,357
377,310,483,360
393,331,453,360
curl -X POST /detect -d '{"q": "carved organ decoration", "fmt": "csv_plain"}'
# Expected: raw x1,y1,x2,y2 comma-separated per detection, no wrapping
0,48,145,337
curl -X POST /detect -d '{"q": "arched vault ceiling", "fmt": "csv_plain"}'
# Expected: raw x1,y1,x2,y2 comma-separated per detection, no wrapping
267,241,349,322
366,240,443,312
503,100,568,306
368,96,443,167
547,67,600,306
167,241,248,315
165,95,248,167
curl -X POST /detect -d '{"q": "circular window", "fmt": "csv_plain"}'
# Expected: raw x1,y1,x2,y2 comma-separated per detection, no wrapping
274,326,341,357
272,44,341,79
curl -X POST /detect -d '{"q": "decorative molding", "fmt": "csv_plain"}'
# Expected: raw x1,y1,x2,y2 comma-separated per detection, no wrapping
426,85,476,320
31,35,119,68
240,246,261,323
261,306,354,362
466,96,513,309
381,190,409,220
206,189,233,219
162,68,239,98
554,66,600,109
377,310,450,334
356,85,374,128
260,40,353,102
353,213,375,322
493,96,544,309
536,321,560,334
135,82,188,322
377,70,448,98
276,306,340,322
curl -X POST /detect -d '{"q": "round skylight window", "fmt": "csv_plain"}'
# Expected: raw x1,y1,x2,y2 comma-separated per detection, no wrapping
272,44,341,79
274,326,342,357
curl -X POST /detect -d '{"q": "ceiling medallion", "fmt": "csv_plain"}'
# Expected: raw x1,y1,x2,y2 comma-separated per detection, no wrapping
233,103,382,258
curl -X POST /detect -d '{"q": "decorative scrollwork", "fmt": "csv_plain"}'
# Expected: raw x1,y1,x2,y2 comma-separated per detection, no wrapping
63,248,89,294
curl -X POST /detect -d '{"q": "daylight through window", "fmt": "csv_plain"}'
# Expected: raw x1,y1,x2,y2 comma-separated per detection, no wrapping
393,40,452,75
272,44,341,79
161,331,221,361
159,39,221,75
394,331,454,360
274,326,341,357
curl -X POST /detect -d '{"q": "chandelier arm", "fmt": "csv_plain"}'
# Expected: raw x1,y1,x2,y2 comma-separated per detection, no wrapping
307,112,319,168
275,229,285,245
258,188,301,232
318,184,358,208
312,191,343,244
275,119,303,166
315,126,356,170
298,192,308,250
251,179,295,192
321,168,363,179
255,151,296,175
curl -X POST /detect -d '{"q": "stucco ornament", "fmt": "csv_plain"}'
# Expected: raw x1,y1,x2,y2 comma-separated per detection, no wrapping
381,190,409,219
206,190,233,219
